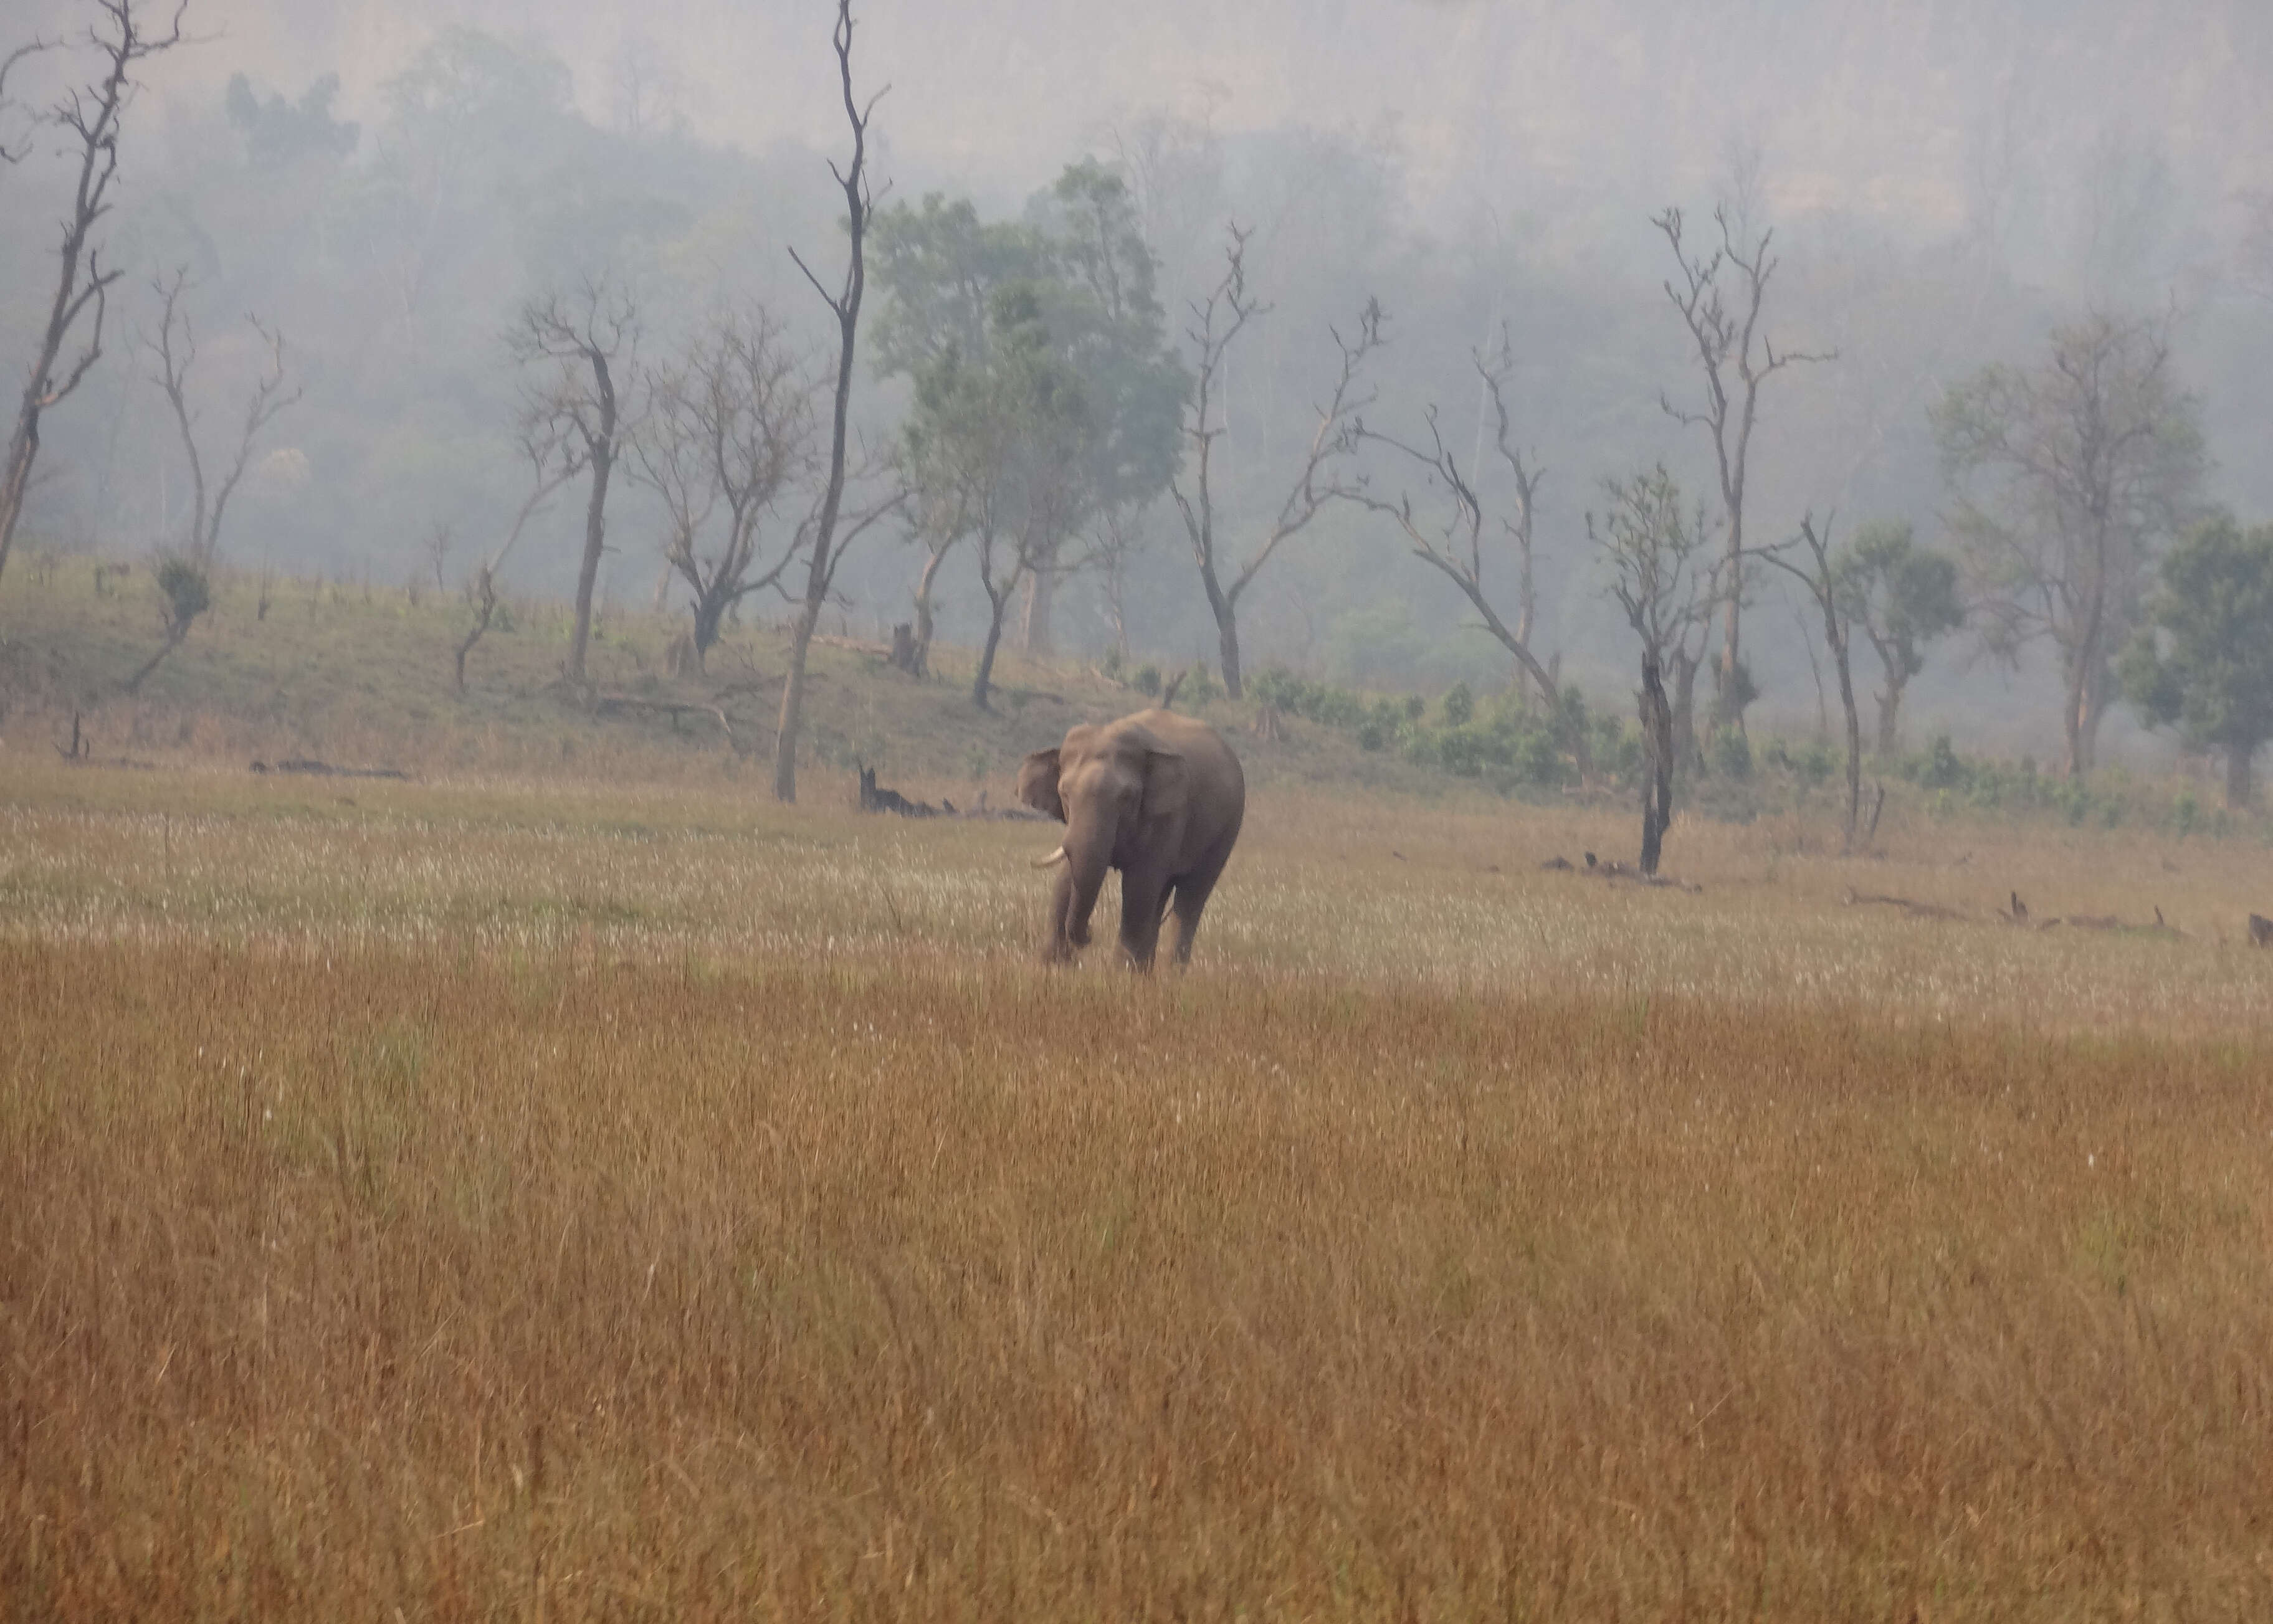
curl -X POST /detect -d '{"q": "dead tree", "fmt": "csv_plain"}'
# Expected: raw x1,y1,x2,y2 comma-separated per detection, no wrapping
1,38,55,164
636,308,818,670
1087,501,1152,665
1934,310,2203,778
1349,331,1557,703
508,280,637,687
145,268,298,570
1,0,189,589
1593,467,1718,876
1654,202,1830,736
126,268,298,693
457,425,579,692
774,0,884,804
1761,513,1864,852
1168,226,1380,700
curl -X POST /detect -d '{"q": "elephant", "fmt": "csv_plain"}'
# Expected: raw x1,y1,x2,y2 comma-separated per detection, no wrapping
1018,708,1246,970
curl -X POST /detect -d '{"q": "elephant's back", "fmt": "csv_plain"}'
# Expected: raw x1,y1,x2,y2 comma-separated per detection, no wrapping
1136,710,1243,791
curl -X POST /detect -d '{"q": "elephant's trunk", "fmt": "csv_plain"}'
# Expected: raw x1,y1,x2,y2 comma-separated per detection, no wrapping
1048,812,1115,961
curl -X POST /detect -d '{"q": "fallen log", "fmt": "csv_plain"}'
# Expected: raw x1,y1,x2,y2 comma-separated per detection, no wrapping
1842,888,1970,921
252,758,412,781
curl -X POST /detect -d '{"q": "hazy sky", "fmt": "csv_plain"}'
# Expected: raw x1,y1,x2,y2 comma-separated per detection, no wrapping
67,0,2271,249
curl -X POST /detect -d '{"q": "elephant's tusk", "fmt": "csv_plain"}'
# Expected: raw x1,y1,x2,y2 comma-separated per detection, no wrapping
1031,845,1069,869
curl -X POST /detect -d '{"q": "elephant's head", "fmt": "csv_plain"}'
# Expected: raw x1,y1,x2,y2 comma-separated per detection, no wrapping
1019,721,1187,962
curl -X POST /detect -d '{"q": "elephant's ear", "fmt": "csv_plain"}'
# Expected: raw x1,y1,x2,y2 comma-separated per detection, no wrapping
1017,748,1065,822
1140,748,1189,826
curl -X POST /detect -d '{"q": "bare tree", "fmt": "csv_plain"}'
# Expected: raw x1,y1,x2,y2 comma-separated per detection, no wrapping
1169,226,1380,700
1592,467,1718,876
508,280,636,687
1,0,189,590
457,425,580,692
1653,201,1831,736
1760,515,1862,851
1,37,56,164
636,308,818,670
1350,330,1556,703
1087,501,1151,665
126,267,298,693
145,268,297,569
774,0,884,804
1933,310,2204,777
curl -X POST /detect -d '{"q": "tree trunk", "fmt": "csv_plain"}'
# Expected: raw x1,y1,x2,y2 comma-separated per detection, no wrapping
690,592,728,669
1639,648,1674,876
1670,651,1700,774
973,593,1009,711
1105,556,1132,665
566,444,613,683
1715,551,1743,733
1216,607,1243,701
1875,681,1902,756
1833,632,1862,854
0,413,38,591
2228,743,2257,811
125,624,190,695
773,607,818,801
911,544,949,677
1021,538,1059,657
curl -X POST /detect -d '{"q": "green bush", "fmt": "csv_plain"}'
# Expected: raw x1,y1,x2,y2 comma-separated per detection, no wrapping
1133,665,1161,698
1918,733,1965,789
1440,682,1474,727
1713,729,1753,781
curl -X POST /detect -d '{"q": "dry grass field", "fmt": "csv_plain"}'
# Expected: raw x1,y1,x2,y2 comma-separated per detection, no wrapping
4,755,2272,1620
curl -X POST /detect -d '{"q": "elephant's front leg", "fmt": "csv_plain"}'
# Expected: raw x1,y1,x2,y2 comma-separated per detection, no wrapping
1043,865,1084,962
1117,867,1168,970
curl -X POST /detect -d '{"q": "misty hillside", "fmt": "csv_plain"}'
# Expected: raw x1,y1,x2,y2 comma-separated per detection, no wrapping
4,0,2271,772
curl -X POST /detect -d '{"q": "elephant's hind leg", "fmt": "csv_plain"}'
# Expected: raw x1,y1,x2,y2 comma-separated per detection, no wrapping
1118,869,1168,971
1166,833,1237,967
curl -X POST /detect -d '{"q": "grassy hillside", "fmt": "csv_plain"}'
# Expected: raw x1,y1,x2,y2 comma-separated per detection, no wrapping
0,556,1480,803
3,553,2266,853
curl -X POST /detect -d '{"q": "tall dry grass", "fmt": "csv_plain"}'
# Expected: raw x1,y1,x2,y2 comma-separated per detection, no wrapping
4,763,2272,1618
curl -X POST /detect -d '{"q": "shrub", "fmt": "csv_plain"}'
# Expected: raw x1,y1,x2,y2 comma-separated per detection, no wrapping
1713,729,1753,781
1919,733,1965,790
1133,665,1161,698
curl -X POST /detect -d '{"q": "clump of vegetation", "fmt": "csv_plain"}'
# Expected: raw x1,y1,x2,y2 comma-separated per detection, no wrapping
1251,665,1623,794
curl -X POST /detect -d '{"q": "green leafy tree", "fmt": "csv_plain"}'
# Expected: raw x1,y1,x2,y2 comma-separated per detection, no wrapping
1020,162,1185,655
1834,520,1964,754
870,195,1047,377
2118,513,2273,809
902,284,1099,710
225,72,359,166
874,166,1183,660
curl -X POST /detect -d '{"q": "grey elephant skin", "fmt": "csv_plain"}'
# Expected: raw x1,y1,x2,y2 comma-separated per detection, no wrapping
1019,709,1246,969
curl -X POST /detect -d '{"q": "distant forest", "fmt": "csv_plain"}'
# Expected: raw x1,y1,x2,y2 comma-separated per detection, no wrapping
5,0,2272,767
